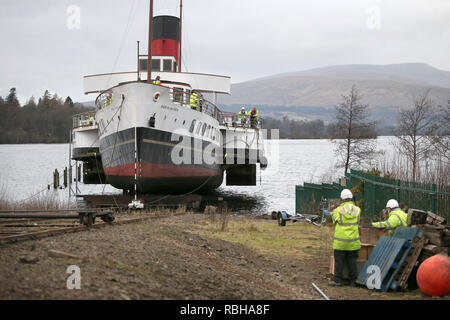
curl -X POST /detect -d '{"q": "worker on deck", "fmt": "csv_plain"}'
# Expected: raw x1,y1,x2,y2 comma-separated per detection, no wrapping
152,76,162,85
104,92,113,107
330,189,361,287
250,107,259,127
371,199,407,236
238,107,247,125
190,91,199,111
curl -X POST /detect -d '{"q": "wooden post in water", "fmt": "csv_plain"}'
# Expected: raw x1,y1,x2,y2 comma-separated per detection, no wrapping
63,167,68,188
53,169,59,189
77,164,81,182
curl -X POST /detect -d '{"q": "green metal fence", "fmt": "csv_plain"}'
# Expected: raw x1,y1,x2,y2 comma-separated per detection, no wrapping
296,169,450,221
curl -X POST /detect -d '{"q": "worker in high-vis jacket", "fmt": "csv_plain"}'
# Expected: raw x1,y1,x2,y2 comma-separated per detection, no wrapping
238,107,247,124
190,91,199,110
250,107,259,127
152,76,162,85
330,188,361,287
371,199,407,236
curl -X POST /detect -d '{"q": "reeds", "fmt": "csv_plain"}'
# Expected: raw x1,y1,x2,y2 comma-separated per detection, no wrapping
206,206,231,232
377,152,450,186
0,190,70,211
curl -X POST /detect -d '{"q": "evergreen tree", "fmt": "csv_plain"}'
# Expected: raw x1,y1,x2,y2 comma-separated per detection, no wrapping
6,88,20,107
64,96,74,107
24,97,37,108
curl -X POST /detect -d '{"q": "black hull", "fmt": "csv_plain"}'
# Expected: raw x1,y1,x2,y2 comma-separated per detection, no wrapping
99,127,224,194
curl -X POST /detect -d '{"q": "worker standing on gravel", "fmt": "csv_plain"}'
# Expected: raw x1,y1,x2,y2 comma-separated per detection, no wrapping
371,199,407,236
330,189,361,287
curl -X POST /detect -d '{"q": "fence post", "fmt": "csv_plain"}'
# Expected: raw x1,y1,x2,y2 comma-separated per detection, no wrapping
431,184,437,213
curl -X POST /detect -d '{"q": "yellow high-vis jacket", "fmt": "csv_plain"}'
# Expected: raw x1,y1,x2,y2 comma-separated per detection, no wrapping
372,209,407,236
332,201,361,251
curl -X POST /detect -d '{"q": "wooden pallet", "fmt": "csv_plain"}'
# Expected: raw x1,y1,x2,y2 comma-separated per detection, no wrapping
390,227,426,290
395,236,426,290
356,236,412,291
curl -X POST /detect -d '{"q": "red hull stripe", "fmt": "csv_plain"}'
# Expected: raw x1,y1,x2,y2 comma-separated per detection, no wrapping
104,162,221,178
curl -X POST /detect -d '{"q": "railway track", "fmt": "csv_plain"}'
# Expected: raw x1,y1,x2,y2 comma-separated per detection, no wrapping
0,192,234,245
0,209,181,245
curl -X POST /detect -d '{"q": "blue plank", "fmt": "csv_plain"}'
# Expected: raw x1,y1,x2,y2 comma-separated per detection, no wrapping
356,236,411,291
393,227,424,241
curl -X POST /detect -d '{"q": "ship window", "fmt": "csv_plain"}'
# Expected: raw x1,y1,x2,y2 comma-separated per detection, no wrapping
172,87,183,103
173,61,177,72
189,120,196,133
139,59,147,72
202,123,207,135
163,59,172,72
206,125,211,138
196,122,202,134
151,59,161,71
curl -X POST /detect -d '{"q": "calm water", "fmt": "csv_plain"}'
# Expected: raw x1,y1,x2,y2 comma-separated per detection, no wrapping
0,138,395,213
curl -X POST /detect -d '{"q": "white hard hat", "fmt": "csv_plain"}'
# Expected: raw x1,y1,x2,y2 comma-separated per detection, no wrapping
386,199,399,209
241,107,245,110
340,189,353,200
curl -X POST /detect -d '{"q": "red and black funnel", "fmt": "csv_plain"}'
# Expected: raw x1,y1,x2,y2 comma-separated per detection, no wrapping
152,16,180,67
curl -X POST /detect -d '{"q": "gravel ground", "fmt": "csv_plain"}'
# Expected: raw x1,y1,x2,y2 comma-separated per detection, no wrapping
0,213,445,300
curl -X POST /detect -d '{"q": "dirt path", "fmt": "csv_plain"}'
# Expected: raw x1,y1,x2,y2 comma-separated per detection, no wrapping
0,213,443,300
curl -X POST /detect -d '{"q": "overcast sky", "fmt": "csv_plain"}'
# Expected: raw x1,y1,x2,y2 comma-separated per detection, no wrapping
1,0,449,104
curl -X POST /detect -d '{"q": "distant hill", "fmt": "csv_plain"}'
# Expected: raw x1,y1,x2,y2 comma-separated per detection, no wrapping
222,63,450,109
80,101,95,108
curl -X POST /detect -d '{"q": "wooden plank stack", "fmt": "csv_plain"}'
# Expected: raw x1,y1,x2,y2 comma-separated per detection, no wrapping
407,208,450,263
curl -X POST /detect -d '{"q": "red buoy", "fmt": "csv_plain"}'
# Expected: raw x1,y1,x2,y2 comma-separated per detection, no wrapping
416,254,450,297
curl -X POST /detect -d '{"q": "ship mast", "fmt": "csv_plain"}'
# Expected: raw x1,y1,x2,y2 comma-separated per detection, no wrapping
179,0,182,72
147,0,153,83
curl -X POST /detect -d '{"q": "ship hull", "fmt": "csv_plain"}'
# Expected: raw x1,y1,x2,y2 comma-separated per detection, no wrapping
100,126,223,194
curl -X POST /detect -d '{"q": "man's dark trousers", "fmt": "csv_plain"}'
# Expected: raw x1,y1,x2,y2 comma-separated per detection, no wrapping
334,249,359,284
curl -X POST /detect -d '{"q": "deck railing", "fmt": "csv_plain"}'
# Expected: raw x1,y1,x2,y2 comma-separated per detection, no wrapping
72,111,96,129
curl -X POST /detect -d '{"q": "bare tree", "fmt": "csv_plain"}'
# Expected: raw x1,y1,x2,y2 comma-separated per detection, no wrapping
394,90,438,182
330,85,379,175
429,100,450,161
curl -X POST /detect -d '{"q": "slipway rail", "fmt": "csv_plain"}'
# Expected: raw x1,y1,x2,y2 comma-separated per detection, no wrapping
0,208,186,245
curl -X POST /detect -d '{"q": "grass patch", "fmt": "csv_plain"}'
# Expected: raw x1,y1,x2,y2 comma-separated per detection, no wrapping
103,259,165,279
197,216,334,261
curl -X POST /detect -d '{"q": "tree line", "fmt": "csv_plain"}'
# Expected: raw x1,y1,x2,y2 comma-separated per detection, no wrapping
263,117,332,139
0,88,90,144
1,86,449,182
328,86,449,182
